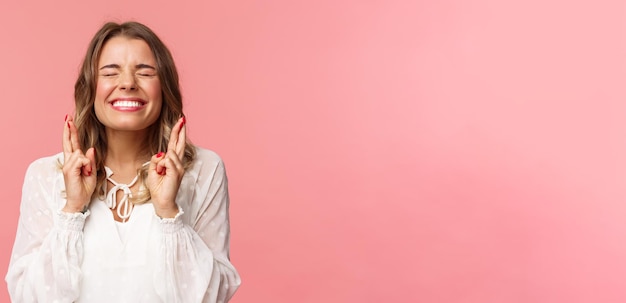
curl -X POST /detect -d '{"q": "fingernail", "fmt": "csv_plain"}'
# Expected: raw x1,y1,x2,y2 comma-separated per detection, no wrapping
181,116,186,126
156,152,164,158
67,121,70,128
64,114,68,121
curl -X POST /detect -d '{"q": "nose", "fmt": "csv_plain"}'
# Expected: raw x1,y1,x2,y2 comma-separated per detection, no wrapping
118,71,137,91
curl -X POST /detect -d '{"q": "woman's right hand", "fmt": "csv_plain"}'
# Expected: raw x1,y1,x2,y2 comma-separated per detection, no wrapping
62,115,96,213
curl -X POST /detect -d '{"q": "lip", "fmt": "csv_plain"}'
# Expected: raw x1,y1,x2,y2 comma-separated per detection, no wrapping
108,97,147,112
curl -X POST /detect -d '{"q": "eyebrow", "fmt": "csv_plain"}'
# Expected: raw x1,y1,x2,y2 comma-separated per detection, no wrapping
99,64,156,70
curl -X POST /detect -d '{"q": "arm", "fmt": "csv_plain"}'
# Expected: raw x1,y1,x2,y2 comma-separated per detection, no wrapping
6,116,96,302
5,157,88,303
147,118,240,302
153,155,241,303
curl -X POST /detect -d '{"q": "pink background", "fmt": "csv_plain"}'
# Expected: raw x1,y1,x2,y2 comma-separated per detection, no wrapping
1,0,625,302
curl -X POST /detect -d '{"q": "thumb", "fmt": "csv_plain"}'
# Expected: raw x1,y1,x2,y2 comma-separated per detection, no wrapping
83,147,96,176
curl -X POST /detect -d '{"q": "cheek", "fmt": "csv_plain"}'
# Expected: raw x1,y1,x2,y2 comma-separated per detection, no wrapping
94,81,113,118
149,82,163,113
151,98,163,117
149,81,162,100
95,80,114,101
147,82,163,122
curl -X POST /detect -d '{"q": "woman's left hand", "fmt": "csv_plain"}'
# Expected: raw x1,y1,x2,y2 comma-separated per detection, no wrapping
147,117,186,218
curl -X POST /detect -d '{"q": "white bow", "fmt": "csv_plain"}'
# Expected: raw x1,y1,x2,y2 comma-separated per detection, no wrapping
103,167,139,222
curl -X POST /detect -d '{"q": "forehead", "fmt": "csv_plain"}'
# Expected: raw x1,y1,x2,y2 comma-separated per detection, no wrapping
98,36,156,66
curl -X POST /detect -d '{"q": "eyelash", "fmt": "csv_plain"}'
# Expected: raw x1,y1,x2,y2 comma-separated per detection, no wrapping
100,73,154,77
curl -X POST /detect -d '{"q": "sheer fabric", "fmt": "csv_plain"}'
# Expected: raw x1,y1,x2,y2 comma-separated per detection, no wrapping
6,147,240,303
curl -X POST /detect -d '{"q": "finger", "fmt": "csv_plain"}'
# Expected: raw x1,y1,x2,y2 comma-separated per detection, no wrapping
150,152,166,175
157,160,167,176
158,151,184,177
166,150,184,172
167,117,184,155
68,119,81,151
158,157,176,177
156,152,179,175
175,117,186,157
66,150,91,176
63,115,73,158
82,147,96,176
156,158,167,176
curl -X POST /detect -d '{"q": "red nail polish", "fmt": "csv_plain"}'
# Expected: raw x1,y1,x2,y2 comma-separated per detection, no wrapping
181,116,186,126
67,121,70,128
64,114,68,121
156,152,164,158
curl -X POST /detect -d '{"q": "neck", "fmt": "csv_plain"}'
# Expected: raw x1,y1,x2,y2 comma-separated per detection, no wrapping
104,128,151,171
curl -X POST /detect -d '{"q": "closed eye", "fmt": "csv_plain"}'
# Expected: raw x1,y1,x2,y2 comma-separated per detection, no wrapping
99,65,119,77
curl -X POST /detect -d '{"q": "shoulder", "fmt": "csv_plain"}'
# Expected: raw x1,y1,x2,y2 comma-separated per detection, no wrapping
193,146,224,164
24,152,64,177
191,146,226,171
184,146,228,187
178,147,228,210
21,153,64,202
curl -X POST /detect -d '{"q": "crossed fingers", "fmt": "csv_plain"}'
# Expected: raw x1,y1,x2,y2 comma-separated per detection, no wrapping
62,116,93,176
155,117,186,175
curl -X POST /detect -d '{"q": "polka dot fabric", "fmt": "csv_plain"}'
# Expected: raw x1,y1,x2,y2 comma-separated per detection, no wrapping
6,147,241,302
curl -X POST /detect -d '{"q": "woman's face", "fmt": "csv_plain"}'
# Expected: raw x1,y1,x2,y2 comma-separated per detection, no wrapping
94,36,162,133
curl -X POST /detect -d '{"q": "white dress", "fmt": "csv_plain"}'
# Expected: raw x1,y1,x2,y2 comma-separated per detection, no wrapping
5,147,241,303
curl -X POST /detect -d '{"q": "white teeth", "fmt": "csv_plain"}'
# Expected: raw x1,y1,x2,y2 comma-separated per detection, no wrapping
112,101,143,108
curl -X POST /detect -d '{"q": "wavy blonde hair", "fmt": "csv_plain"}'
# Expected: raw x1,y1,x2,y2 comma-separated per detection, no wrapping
74,21,196,204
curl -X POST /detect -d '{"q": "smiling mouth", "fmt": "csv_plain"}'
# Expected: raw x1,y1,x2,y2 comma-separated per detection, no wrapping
110,99,146,111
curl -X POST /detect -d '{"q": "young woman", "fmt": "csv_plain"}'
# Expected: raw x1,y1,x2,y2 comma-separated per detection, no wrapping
6,21,240,302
